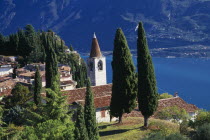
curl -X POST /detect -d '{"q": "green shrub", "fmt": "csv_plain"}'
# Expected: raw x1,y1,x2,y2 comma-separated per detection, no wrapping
156,106,189,123
17,119,74,140
149,121,179,136
193,123,210,140
180,120,190,135
143,133,189,140
166,133,189,140
159,93,173,99
143,132,165,140
189,110,210,128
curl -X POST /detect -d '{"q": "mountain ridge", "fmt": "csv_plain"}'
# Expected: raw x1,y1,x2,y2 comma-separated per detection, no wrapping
0,0,210,51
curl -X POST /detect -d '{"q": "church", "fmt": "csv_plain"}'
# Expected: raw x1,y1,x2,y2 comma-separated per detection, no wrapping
64,33,198,123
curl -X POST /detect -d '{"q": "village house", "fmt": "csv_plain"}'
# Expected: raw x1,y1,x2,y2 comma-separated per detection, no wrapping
0,79,16,97
16,64,77,90
0,55,16,62
123,95,198,120
0,64,13,76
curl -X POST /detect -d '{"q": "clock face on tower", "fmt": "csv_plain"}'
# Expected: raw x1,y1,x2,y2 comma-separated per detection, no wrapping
98,60,103,70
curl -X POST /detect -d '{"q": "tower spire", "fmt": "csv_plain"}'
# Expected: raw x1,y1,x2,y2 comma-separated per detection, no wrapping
90,32,102,58
93,32,97,38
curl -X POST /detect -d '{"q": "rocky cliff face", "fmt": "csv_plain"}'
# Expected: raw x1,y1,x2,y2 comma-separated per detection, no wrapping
0,0,210,51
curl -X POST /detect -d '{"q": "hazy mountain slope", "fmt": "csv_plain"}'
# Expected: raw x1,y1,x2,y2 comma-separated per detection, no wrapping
0,0,210,51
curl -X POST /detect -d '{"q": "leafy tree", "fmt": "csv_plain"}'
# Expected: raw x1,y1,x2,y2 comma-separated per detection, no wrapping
74,104,89,140
156,106,189,123
159,93,173,99
34,66,42,105
137,22,158,127
18,119,74,140
84,79,99,140
110,28,137,123
3,83,30,108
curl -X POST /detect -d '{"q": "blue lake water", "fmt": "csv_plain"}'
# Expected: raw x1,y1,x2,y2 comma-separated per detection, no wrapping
85,55,210,110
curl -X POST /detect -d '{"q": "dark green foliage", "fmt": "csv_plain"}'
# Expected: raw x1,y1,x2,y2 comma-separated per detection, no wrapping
143,132,165,140
193,123,210,140
143,133,189,140
137,22,158,127
84,79,99,140
34,66,42,105
74,104,89,140
0,33,7,55
8,34,19,55
70,45,74,51
110,28,137,123
3,105,25,125
165,133,189,140
180,120,190,135
43,34,60,93
0,105,3,126
68,53,87,88
3,83,30,108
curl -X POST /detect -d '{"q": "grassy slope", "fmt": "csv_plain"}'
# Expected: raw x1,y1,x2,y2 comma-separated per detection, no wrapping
99,117,179,140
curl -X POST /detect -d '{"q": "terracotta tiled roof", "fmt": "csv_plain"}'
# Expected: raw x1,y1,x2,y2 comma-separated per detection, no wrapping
71,96,111,108
63,84,198,114
61,80,75,85
124,97,199,118
0,89,12,96
0,76,12,82
19,72,35,77
90,34,102,58
63,84,112,108
59,66,71,72
0,79,16,88
0,79,16,96
157,97,198,113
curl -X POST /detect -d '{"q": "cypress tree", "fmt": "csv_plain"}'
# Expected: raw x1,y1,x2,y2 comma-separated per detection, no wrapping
74,104,89,140
70,45,74,51
34,66,42,105
110,28,137,123
137,22,158,127
43,34,60,94
84,79,99,140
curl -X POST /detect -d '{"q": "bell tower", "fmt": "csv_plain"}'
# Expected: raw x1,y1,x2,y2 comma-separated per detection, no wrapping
87,33,107,86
